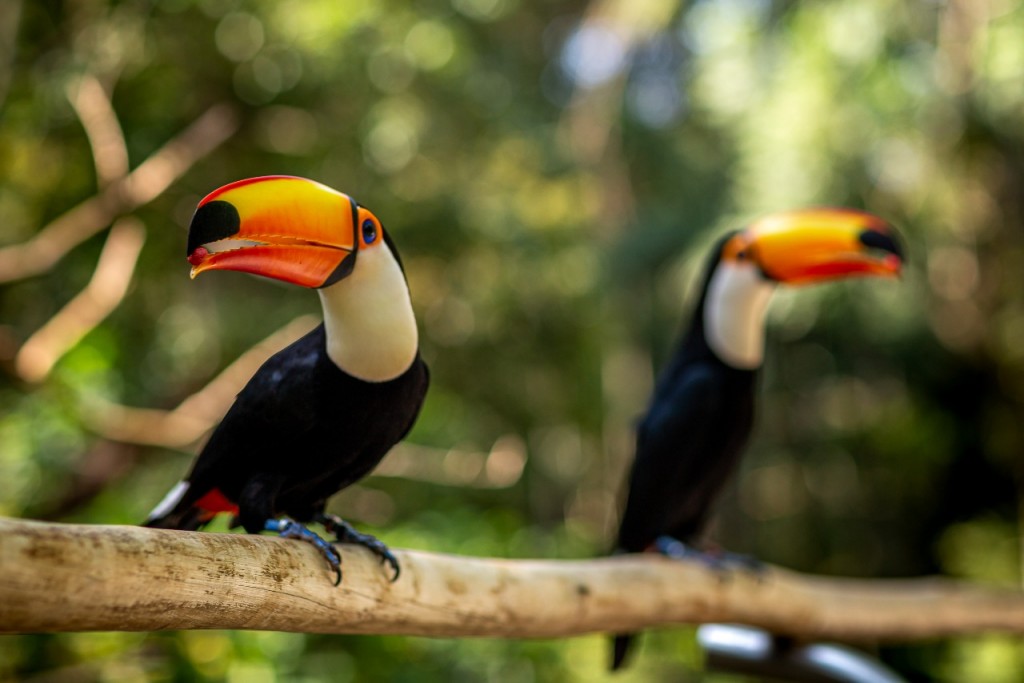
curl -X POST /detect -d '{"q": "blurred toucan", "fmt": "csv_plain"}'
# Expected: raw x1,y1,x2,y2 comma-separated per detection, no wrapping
611,209,904,669
144,176,429,585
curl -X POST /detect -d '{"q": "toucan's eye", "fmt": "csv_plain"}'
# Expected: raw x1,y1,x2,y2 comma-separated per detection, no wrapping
362,218,378,245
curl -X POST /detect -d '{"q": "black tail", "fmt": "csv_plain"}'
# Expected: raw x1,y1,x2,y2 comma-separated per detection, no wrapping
142,480,209,530
142,504,206,531
143,505,204,532
608,543,637,671
611,632,635,671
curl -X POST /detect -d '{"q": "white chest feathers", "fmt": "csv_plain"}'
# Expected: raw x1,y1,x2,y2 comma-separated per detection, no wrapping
703,261,776,369
318,243,419,382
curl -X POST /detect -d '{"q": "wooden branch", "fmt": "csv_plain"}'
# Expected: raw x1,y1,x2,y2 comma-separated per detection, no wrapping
372,436,527,489
0,103,238,284
15,218,146,383
67,74,129,187
2,517,1023,640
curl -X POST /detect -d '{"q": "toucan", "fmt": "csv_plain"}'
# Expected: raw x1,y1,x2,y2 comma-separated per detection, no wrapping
144,176,429,585
610,208,904,669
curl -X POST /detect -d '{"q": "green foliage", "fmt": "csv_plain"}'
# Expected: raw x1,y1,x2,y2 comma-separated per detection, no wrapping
3,0,1024,680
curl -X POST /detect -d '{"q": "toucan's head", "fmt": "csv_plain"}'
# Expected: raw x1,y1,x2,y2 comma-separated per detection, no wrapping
701,208,904,368
719,208,904,285
186,175,386,288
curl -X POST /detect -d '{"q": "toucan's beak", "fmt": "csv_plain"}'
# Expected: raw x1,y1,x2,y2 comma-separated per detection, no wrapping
186,176,359,288
739,208,904,285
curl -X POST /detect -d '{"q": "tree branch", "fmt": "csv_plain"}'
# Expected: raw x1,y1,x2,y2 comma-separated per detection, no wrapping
15,217,146,383
371,436,527,489
1,517,1022,639
0,103,238,284
67,74,129,188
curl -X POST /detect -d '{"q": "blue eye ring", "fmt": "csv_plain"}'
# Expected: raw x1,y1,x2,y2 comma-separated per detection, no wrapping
362,218,378,244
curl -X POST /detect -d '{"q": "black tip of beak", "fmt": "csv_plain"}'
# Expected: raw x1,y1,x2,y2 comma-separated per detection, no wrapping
859,229,906,264
186,200,241,257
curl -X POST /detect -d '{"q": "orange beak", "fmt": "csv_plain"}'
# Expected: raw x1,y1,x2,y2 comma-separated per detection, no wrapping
186,176,359,288
730,208,904,285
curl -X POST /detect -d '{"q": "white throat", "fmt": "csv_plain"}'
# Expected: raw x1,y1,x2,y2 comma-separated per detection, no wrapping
318,243,419,382
703,262,776,369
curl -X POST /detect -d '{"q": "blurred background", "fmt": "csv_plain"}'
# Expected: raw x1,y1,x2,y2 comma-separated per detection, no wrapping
1,0,1023,680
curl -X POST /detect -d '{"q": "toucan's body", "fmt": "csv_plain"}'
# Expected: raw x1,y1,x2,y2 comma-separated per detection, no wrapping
617,328,756,551
147,324,428,533
611,211,904,669
145,176,428,584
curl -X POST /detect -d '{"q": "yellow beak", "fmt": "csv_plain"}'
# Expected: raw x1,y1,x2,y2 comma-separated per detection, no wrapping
186,176,358,288
736,208,904,285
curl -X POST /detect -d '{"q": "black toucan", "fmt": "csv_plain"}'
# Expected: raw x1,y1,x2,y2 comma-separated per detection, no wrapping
610,209,904,669
144,176,429,585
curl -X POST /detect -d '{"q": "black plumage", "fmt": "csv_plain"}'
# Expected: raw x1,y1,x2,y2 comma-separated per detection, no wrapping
145,323,428,535
616,234,756,554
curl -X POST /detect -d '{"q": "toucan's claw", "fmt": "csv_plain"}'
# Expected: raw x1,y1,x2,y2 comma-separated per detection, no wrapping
654,536,764,577
315,513,401,582
265,518,343,585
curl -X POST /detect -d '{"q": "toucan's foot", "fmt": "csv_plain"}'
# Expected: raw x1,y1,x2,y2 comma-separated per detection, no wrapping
654,536,764,576
265,518,342,586
315,513,400,582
